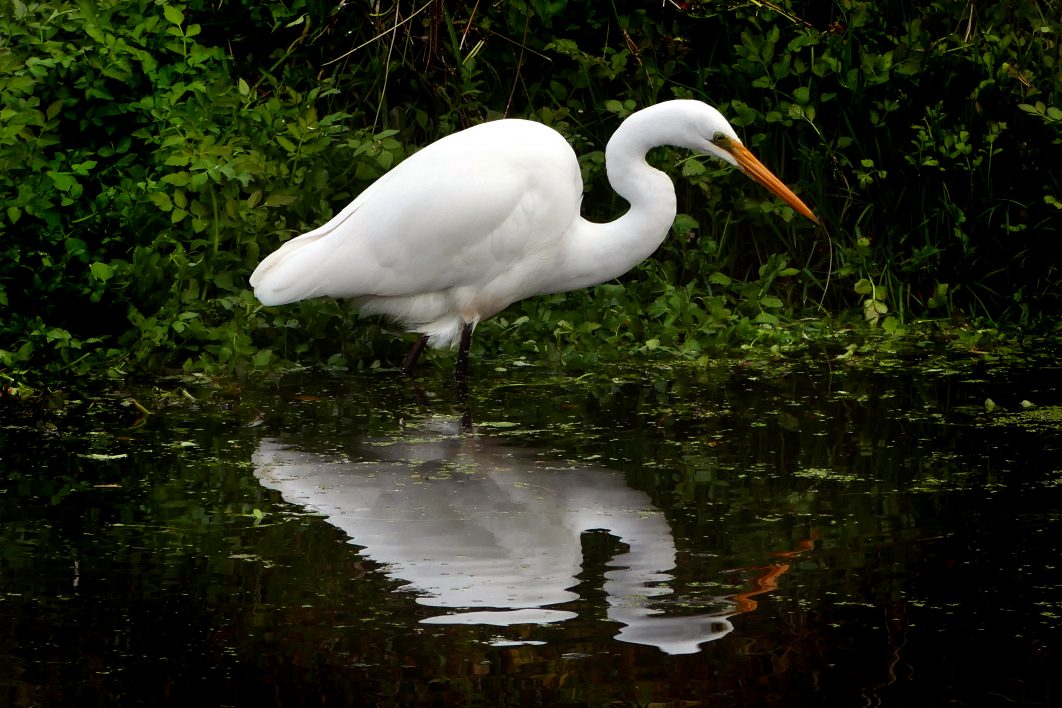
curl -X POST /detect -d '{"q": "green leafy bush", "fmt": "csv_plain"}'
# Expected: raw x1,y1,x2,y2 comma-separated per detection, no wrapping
1,0,1058,390
0,0,410,385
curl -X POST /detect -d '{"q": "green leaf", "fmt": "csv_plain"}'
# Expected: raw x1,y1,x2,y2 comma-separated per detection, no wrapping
681,159,706,177
90,262,113,282
149,192,173,212
47,171,77,192
275,135,297,153
46,327,71,342
754,312,780,325
264,193,297,207
882,316,903,335
161,172,191,186
163,4,184,26
252,349,273,367
213,271,233,289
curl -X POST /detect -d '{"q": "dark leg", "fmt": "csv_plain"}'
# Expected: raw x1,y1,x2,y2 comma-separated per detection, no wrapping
455,321,474,384
402,335,429,374
460,405,473,430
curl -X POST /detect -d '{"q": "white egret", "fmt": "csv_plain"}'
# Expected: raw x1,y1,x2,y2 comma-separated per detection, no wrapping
250,100,819,377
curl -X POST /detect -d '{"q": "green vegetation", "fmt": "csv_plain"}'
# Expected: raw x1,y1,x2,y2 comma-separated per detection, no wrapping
1,0,1059,393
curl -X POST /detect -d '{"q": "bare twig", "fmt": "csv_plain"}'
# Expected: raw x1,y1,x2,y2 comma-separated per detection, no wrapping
323,0,434,67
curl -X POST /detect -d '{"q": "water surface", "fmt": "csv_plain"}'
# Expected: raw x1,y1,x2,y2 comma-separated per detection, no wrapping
2,352,1060,705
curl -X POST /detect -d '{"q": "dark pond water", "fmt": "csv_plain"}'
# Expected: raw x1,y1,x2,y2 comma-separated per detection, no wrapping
2,350,1061,706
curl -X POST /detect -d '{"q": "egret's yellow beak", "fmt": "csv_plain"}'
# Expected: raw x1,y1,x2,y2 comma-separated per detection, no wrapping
726,142,820,225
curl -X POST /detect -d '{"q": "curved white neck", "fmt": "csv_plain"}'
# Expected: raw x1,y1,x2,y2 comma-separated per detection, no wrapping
546,112,679,293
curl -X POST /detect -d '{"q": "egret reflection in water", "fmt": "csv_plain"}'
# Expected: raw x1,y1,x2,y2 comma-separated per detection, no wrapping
252,417,778,655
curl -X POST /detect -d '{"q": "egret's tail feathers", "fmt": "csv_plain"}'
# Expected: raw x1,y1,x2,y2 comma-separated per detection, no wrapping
251,201,372,306
250,233,328,306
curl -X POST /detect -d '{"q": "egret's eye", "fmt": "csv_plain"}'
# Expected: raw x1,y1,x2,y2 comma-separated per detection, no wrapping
711,133,730,147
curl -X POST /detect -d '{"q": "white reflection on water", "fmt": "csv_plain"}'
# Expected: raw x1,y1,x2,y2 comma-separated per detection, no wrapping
252,417,742,655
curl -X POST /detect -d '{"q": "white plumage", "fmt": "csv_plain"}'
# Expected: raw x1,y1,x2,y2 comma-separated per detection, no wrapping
250,100,818,372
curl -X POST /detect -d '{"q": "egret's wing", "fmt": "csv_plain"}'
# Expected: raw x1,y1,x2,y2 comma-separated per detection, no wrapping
250,120,581,306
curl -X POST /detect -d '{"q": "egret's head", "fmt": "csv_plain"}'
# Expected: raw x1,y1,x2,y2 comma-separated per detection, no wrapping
688,102,820,225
